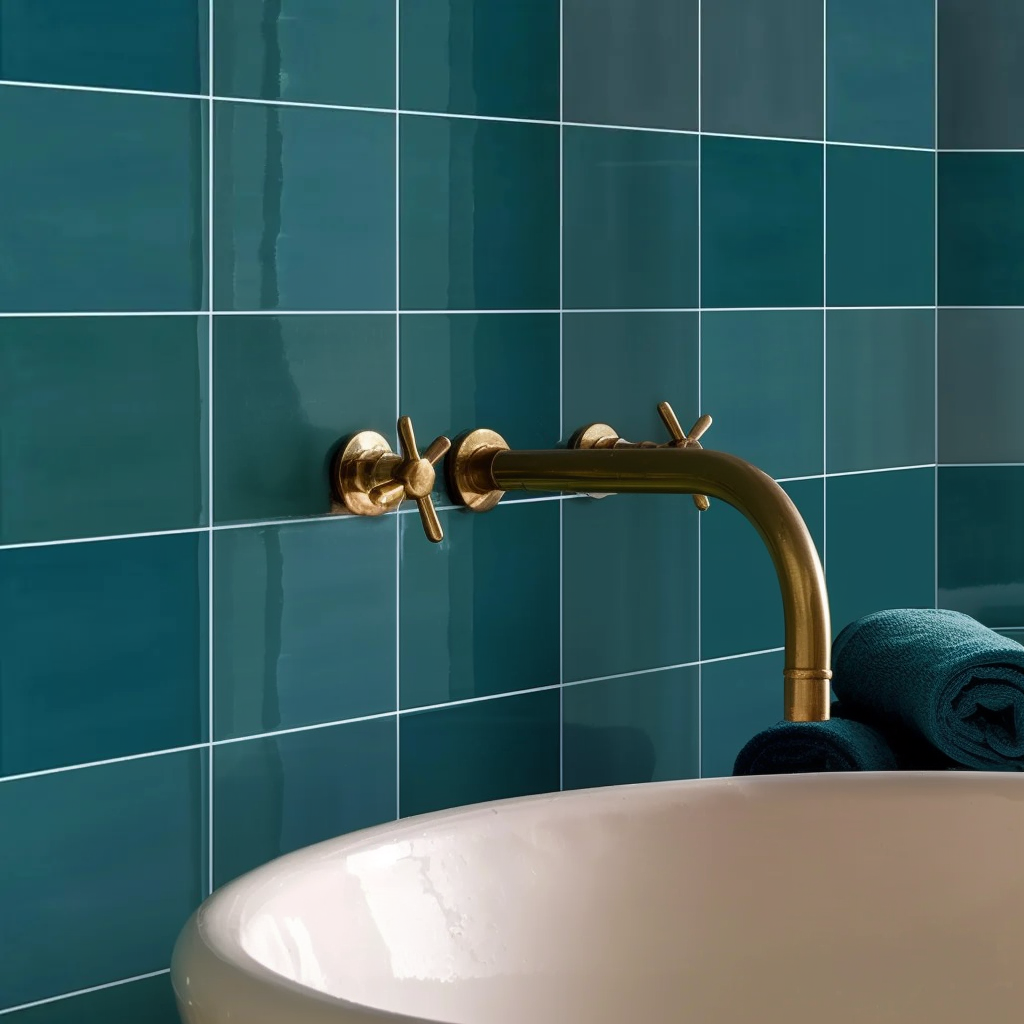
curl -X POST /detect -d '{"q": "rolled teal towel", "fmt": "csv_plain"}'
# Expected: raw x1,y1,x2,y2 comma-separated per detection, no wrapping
733,705,899,775
832,608,1024,770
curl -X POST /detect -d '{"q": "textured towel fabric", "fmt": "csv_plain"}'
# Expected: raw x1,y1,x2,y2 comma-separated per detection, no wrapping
733,705,899,775
832,608,1024,770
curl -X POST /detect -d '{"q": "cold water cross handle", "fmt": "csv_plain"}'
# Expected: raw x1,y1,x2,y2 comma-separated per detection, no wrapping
657,402,713,512
380,417,451,543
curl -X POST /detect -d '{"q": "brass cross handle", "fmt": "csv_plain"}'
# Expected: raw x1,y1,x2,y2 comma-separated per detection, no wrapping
658,401,713,511
369,416,451,543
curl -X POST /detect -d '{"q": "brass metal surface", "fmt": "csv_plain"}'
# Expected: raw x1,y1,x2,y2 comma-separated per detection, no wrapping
448,406,832,722
332,417,451,542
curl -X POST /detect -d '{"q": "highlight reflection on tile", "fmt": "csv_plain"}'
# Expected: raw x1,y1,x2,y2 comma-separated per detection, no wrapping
214,517,395,740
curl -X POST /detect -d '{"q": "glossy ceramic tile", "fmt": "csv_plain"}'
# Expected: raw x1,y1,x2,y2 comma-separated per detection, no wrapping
701,311,824,480
701,480,824,660
0,0,207,94
399,689,560,817
701,137,824,309
562,668,699,790
400,0,558,121
399,115,559,311
0,316,206,544
399,503,559,709
215,0,394,108
563,495,700,682
700,650,783,778
939,0,1024,149
212,314,395,524
826,147,935,308
0,534,207,778
0,751,205,1010
827,0,934,148
562,312,699,443
213,101,394,311
939,309,1024,464
562,127,699,311
13,974,180,1024
213,717,396,886
827,309,936,474
0,87,204,313
561,0,698,131
938,467,1024,628
939,153,1024,307
400,313,560,504
214,518,395,740
827,469,936,634
701,0,823,141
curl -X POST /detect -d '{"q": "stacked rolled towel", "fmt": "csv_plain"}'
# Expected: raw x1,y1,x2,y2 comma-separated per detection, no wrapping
734,608,1024,775
831,608,1024,771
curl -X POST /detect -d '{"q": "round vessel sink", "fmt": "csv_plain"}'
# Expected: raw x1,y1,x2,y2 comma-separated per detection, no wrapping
172,772,1024,1023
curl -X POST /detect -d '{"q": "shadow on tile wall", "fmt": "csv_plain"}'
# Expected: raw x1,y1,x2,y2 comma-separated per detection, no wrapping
0,0,951,1017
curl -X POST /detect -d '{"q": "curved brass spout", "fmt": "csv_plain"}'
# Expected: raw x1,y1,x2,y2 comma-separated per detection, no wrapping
449,436,832,722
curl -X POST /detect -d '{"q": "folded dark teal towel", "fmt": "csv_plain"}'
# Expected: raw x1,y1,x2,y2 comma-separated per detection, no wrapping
733,704,899,775
832,608,1024,770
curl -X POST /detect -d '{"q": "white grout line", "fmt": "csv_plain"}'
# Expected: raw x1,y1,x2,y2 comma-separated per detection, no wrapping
699,646,786,666
934,0,940,613
824,463,935,478
558,0,566,793
939,462,1024,468
403,684,563,716
696,0,704,778
0,78,195,100
394,0,402,822
0,526,208,551
206,0,216,898
213,711,396,746
0,305,948,318
0,970,171,1017
0,743,208,785
822,0,829,575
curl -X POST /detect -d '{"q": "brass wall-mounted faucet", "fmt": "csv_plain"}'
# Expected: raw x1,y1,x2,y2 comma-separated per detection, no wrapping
331,404,831,723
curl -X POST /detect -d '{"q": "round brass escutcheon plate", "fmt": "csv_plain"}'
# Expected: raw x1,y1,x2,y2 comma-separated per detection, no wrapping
446,428,510,512
568,423,621,450
332,430,401,517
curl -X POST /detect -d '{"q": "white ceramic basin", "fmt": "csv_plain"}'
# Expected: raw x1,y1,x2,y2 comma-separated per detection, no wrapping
172,772,1024,1023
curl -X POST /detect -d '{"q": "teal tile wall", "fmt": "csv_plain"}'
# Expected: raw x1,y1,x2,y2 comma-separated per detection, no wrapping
0,1,943,1017
937,1,1024,637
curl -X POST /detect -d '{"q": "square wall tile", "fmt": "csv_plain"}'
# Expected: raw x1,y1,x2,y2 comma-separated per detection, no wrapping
702,310,824,480
939,153,1024,307
400,503,559,709
562,312,699,443
563,495,699,682
0,88,204,313
563,667,699,790
701,650,783,778
562,0,698,131
214,102,394,311
702,0,823,141
827,0,934,148
14,974,180,1024
0,534,207,778
0,316,206,544
215,0,394,108
213,717,396,886
826,147,935,308
214,517,395,740
827,309,935,474
0,751,205,1010
939,309,1024,464
400,313,560,504
400,0,558,121
0,0,207,94
939,0,1024,149
563,127,698,310
399,689,560,817
701,137,823,309
213,314,395,524
701,479,824,660
939,467,1024,628
400,115,559,310
827,468,935,634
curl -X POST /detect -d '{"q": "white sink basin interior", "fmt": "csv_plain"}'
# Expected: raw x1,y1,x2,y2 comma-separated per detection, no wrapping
172,772,1024,1023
